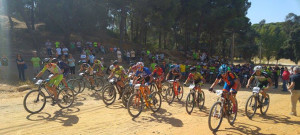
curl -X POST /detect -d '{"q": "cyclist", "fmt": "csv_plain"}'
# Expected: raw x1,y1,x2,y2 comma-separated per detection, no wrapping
133,62,152,95
151,64,165,91
35,58,63,105
92,59,104,76
165,64,182,92
184,66,206,92
246,65,272,105
79,62,95,89
52,58,70,89
108,60,127,99
209,64,240,113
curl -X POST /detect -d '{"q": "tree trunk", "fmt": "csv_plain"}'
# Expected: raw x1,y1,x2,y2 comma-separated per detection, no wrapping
8,15,14,30
130,14,134,41
195,22,201,50
158,30,162,49
163,32,167,50
119,7,126,47
64,31,71,48
31,0,35,30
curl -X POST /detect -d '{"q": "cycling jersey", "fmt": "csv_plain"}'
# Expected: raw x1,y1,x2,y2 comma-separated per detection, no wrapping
94,60,103,71
217,71,238,93
135,67,151,77
41,63,61,74
112,66,125,76
251,71,271,88
153,67,163,76
188,72,204,80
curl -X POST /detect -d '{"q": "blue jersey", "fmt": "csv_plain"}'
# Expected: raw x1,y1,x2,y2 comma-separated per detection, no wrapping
135,67,151,77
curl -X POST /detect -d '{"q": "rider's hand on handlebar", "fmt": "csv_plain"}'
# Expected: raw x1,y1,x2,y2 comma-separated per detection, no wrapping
183,83,188,87
246,84,249,88
209,87,213,92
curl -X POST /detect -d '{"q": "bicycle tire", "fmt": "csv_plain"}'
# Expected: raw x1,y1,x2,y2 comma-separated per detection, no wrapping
67,79,81,96
177,85,184,101
23,89,46,114
245,95,257,119
227,98,238,125
185,92,195,114
94,78,105,92
149,92,162,113
197,91,205,110
127,93,143,118
166,87,175,104
57,88,75,109
208,101,223,132
260,94,270,115
102,85,116,106
122,85,133,108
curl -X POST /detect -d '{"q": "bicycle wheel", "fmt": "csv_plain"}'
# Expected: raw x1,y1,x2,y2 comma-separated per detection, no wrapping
79,80,86,93
260,94,270,115
208,101,223,132
23,90,46,114
149,92,162,113
102,85,116,105
177,85,184,101
67,79,81,96
245,95,257,119
127,93,143,118
122,85,133,107
160,83,168,99
94,78,105,92
227,98,238,125
197,91,205,110
149,84,158,93
57,88,75,109
165,87,175,104
185,92,195,114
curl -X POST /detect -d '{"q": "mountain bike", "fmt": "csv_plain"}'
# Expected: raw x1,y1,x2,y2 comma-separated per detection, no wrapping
208,90,238,132
165,79,184,104
76,72,105,93
245,87,270,119
185,83,205,114
127,83,162,118
23,77,74,114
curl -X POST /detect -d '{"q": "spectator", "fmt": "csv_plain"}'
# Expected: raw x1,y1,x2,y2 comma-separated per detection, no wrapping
180,63,187,79
88,53,95,65
282,67,290,92
45,40,52,56
273,65,280,89
1,55,8,66
76,41,82,53
150,60,157,71
126,51,130,62
114,46,117,52
130,49,135,61
117,48,122,62
16,54,26,81
80,51,87,63
56,46,62,59
161,61,168,73
101,45,105,54
30,52,41,75
61,55,67,63
62,45,69,58
70,42,76,51
68,54,76,78
288,66,300,116
160,53,164,60
55,41,60,48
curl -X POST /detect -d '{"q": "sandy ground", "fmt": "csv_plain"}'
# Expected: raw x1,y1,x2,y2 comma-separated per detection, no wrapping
0,84,300,135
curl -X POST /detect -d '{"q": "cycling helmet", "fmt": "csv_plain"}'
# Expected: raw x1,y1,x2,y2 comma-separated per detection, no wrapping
190,66,196,72
253,66,262,71
136,62,144,67
109,65,114,70
52,58,58,63
219,64,228,74
113,60,118,66
42,58,51,65
130,63,135,67
82,63,90,68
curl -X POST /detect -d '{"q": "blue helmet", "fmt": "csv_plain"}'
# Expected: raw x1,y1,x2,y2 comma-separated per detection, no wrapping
219,64,228,74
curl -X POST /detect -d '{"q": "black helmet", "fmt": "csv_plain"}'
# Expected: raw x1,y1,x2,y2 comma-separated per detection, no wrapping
82,63,89,68
190,66,196,72
43,58,51,65
52,58,58,63
113,60,118,66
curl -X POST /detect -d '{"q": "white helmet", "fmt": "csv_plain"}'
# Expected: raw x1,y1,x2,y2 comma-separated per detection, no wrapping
109,65,114,70
254,66,262,71
136,62,144,67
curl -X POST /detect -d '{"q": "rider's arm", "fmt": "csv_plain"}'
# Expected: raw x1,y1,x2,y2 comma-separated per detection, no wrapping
210,78,221,89
108,70,114,79
36,66,47,78
165,72,170,80
246,76,254,87
265,78,273,90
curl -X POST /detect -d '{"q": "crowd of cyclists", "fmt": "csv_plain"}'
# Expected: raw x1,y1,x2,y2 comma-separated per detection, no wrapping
24,43,283,132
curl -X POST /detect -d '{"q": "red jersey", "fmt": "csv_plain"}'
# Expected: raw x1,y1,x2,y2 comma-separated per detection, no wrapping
153,67,163,76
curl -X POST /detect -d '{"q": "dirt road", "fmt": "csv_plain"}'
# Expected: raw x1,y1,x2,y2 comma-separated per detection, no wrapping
0,85,300,135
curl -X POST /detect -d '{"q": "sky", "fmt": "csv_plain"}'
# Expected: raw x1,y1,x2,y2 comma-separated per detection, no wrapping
247,0,300,24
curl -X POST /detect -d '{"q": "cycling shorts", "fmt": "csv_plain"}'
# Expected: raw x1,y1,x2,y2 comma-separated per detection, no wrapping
223,80,238,94
49,74,63,87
